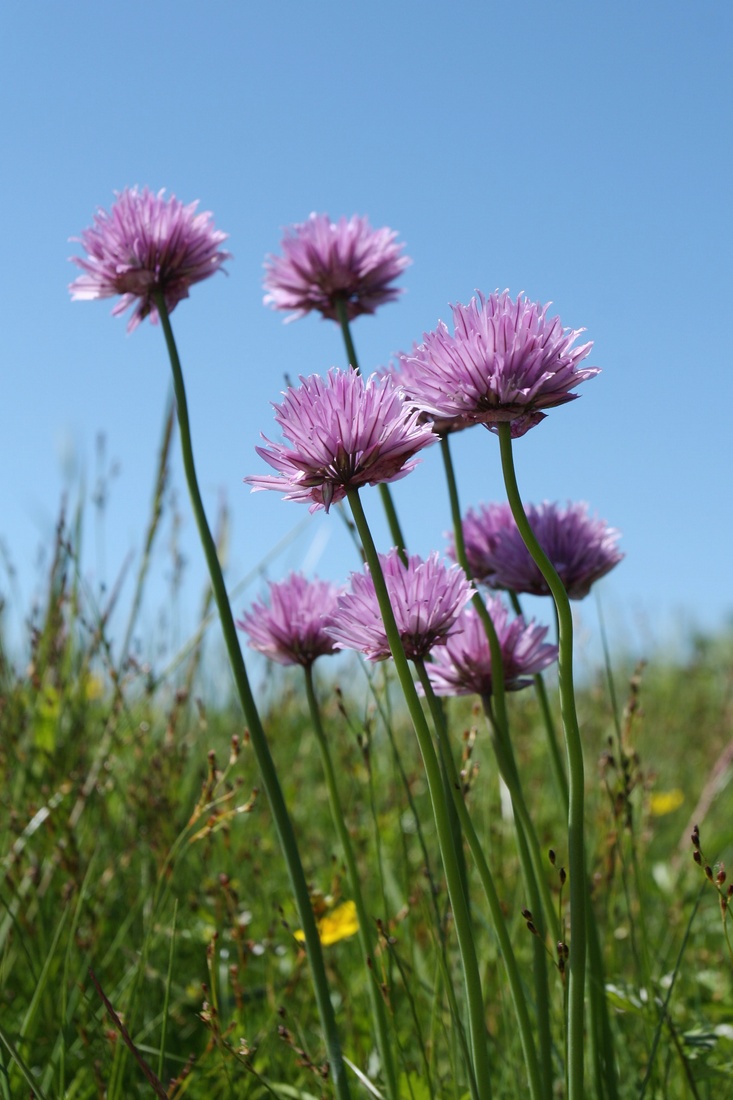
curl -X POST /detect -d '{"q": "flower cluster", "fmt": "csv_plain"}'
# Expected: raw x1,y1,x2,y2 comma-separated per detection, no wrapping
264,213,410,323
454,500,623,600
425,595,558,698
245,367,436,512
69,187,230,331
325,550,473,662
237,573,340,668
70,185,614,1097
398,291,598,437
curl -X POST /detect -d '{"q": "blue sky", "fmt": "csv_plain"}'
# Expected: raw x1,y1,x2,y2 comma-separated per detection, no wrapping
2,0,731,669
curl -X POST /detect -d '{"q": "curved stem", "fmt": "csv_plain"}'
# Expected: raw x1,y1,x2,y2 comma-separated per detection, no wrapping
440,435,509,736
509,590,568,809
153,292,352,1100
415,660,544,1100
441,432,555,1092
366,670,479,1100
482,699,555,1100
483,700,559,943
510,600,617,1098
303,665,399,1100
347,487,493,1099
334,299,407,556
496,423,586,1100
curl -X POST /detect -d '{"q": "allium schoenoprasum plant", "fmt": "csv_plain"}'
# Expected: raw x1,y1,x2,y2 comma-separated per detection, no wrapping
1,189,715,1097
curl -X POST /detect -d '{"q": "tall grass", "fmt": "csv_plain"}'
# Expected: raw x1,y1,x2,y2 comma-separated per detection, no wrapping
1,482,732,1098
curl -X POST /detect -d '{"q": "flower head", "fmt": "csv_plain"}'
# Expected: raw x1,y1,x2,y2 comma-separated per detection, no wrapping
237,573,340,668
453,500,623,600
294,900,359,946
69,187,231,331
399,291,598,437
425,596,558,698
245,368,436,512
325,550,473,662
649,789,684,818
263,213,410,323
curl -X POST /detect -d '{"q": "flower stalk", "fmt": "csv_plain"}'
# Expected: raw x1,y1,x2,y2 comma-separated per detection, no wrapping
415,660,544,1100
439,433,558,1092
303,664,399,1100
496,422,587,1100
154,291,352,1100
346,487,493,1099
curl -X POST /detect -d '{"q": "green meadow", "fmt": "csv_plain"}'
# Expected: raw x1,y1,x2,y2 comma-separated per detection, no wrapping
1,505,732,1099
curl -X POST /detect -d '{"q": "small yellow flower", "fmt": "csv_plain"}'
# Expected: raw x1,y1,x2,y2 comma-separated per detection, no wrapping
294,900,359,947
83,674,105,701
650,789,684,817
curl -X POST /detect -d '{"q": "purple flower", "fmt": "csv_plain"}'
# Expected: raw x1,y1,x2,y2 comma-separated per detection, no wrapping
237,573,340,668
399,291,599,437
325,550,474,662
425,596,558,698
263,213,410,323
452,500,623,600
69,187,231,332
245,368,436,512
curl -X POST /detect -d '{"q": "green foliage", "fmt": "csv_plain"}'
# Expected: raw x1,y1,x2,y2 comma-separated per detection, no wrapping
1,514,732,1097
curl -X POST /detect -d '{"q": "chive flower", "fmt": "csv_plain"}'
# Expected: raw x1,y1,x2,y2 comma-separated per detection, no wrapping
69,187,231,332
453,500,623,600
324,549,473,662
237,573,340,668
399,291,598,437
245,367,436,512
263,213,410,323
424,596,558,698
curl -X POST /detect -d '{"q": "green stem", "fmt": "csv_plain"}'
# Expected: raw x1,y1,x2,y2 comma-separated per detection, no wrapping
586,889,618,1100
443,432,558,937
432,697,474,929
346,487,492,1099
334,298,407,556
483,698,559,942
511,597,617,1099
483,700,555,1100
441,432,556,1093
415,661,544,1100
508,591,569,809
496,423,586,1100
440,435,509,737
368,673,479,1100
304,666,400,1100
153,292,352,1100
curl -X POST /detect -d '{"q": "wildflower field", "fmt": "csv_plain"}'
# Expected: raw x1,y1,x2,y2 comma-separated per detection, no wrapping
1,192,731,1098
2,519,732,1099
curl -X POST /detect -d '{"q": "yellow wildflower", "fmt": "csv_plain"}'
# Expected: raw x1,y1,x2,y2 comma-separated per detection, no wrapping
294,900,359,946
650,789,684,817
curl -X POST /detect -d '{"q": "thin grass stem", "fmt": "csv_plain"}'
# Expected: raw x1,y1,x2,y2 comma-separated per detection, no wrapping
158,898,177,1085
0,1019,50,1100
119,391,175,666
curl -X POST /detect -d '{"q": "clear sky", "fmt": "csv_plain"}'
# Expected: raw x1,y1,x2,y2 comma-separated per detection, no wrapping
2,0,731,669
